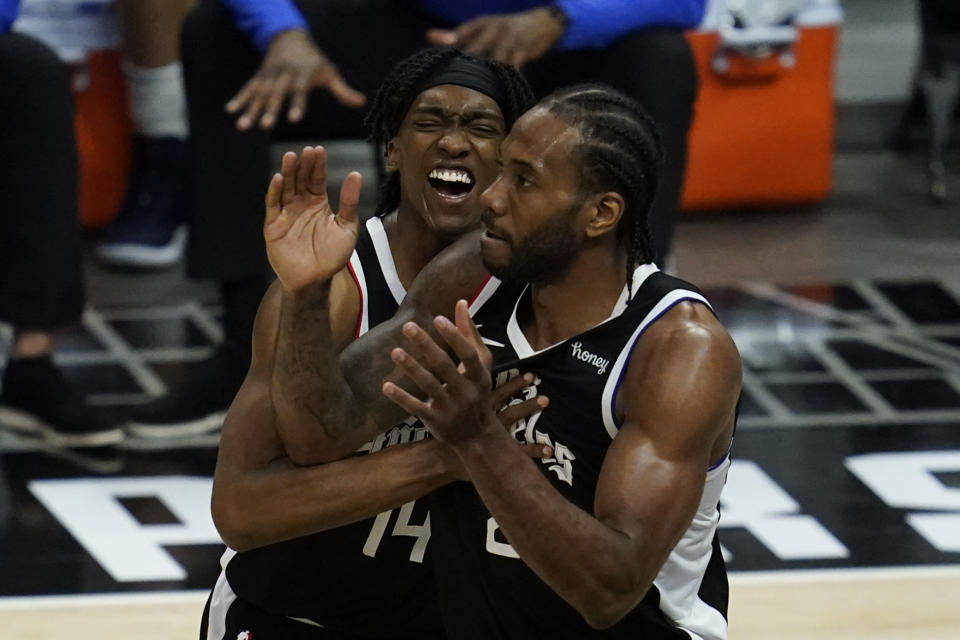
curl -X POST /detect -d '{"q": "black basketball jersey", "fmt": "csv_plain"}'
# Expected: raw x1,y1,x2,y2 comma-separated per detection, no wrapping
431,264,732,640
221,216,442,639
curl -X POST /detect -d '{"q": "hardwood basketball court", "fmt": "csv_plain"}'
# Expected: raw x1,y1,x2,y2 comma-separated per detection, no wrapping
2,567,958,639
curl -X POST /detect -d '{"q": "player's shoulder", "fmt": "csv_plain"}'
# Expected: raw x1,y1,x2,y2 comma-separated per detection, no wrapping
614,299,741,444
627,299,741,391
645,300,737,357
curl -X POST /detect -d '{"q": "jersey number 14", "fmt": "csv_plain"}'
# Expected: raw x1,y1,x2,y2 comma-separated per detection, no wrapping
362,500,431,563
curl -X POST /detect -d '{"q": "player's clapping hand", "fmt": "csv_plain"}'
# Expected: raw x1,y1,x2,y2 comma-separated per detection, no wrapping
437,370,553,481
264,146,362,294
227,29,365,131
426,8,565,68
383,300,548,447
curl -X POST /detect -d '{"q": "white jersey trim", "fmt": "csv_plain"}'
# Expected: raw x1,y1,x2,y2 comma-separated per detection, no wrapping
611,262,660,316
216,548,328,633
206,549,238,640
505,263,659,359
653,455,730,640
600,289,712,439
348,250,369,337
366,216,406,306
468,275,503,316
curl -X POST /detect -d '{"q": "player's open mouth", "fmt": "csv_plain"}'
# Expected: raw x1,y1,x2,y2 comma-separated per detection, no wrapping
428,167,475,200
482,228,509,244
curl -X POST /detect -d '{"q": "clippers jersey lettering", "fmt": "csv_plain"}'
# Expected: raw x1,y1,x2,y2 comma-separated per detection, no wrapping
431,264,731,640
223,217,441,639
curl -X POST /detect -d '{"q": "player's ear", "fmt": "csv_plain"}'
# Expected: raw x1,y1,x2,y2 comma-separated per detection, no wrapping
584,192,624,240
385,138,400,173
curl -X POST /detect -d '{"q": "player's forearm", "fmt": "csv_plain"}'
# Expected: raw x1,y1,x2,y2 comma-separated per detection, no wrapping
213,438,454,551
335,239,489,437
272,280,363,464
454,430,659,629
269,233,491,462
338,305,437,433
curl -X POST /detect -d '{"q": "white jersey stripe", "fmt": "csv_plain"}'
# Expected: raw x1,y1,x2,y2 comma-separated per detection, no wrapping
600,289,712,439
348,250,369,337
216,548,329,633
206,549,238,640
468,275,503,316
611,262,660,316
654,457,731,640
505,286,536,358
366,216,406,306
505,263,662,359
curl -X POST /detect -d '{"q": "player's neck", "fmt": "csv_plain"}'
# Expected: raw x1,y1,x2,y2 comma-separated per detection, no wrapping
522,245,628,351
384,205,456,289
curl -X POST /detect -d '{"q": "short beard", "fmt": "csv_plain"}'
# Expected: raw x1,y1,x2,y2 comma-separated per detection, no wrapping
484,203,583,286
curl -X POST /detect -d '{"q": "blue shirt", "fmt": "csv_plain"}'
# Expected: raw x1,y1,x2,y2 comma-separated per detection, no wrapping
219,0,705,52
0,0,19,34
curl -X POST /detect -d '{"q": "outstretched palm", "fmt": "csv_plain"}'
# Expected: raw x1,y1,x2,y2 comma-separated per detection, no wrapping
264,146,363,293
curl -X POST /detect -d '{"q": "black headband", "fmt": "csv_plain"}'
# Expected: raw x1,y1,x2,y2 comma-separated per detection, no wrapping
408,56,508,118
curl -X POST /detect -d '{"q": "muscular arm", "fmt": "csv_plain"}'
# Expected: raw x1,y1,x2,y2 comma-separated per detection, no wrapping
215,276,546,549
447,303,741,628
271,231,489,463
213,281,461,550
270,267,360,465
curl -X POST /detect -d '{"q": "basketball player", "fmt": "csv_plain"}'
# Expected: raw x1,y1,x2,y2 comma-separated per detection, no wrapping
269,85,741,638
200,49,542,640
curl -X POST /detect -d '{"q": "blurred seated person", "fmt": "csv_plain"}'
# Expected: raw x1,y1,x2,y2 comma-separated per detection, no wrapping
128,0,704,438
95,0,197,269
0,2,123,448
916,0,960,202
890,0,960,203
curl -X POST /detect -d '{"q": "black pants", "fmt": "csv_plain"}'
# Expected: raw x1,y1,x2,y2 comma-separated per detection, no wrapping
181,0,697,281
920,0,960,73
0,32,83,331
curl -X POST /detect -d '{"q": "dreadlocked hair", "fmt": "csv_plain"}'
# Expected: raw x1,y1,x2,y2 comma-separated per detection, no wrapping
363,47,536,217
539,83,664,298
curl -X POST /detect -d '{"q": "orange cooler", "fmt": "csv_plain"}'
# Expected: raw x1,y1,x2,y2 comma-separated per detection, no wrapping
73,51,133,229
681,1,843,212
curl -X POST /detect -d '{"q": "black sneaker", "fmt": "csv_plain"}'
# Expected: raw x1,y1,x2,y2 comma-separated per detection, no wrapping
0,356,125,448
96,135,188,269
124,345,248,439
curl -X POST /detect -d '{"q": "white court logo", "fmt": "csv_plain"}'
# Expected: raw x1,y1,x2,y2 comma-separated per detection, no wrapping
846,450,960,553
719,460,849,560
28,476,220,582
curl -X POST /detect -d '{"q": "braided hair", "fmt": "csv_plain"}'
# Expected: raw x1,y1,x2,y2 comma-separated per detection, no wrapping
539,84,664,297
363,48,535,216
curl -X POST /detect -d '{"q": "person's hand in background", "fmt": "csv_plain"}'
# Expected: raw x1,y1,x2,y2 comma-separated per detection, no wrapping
227,29,365,130
427,7,566,68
